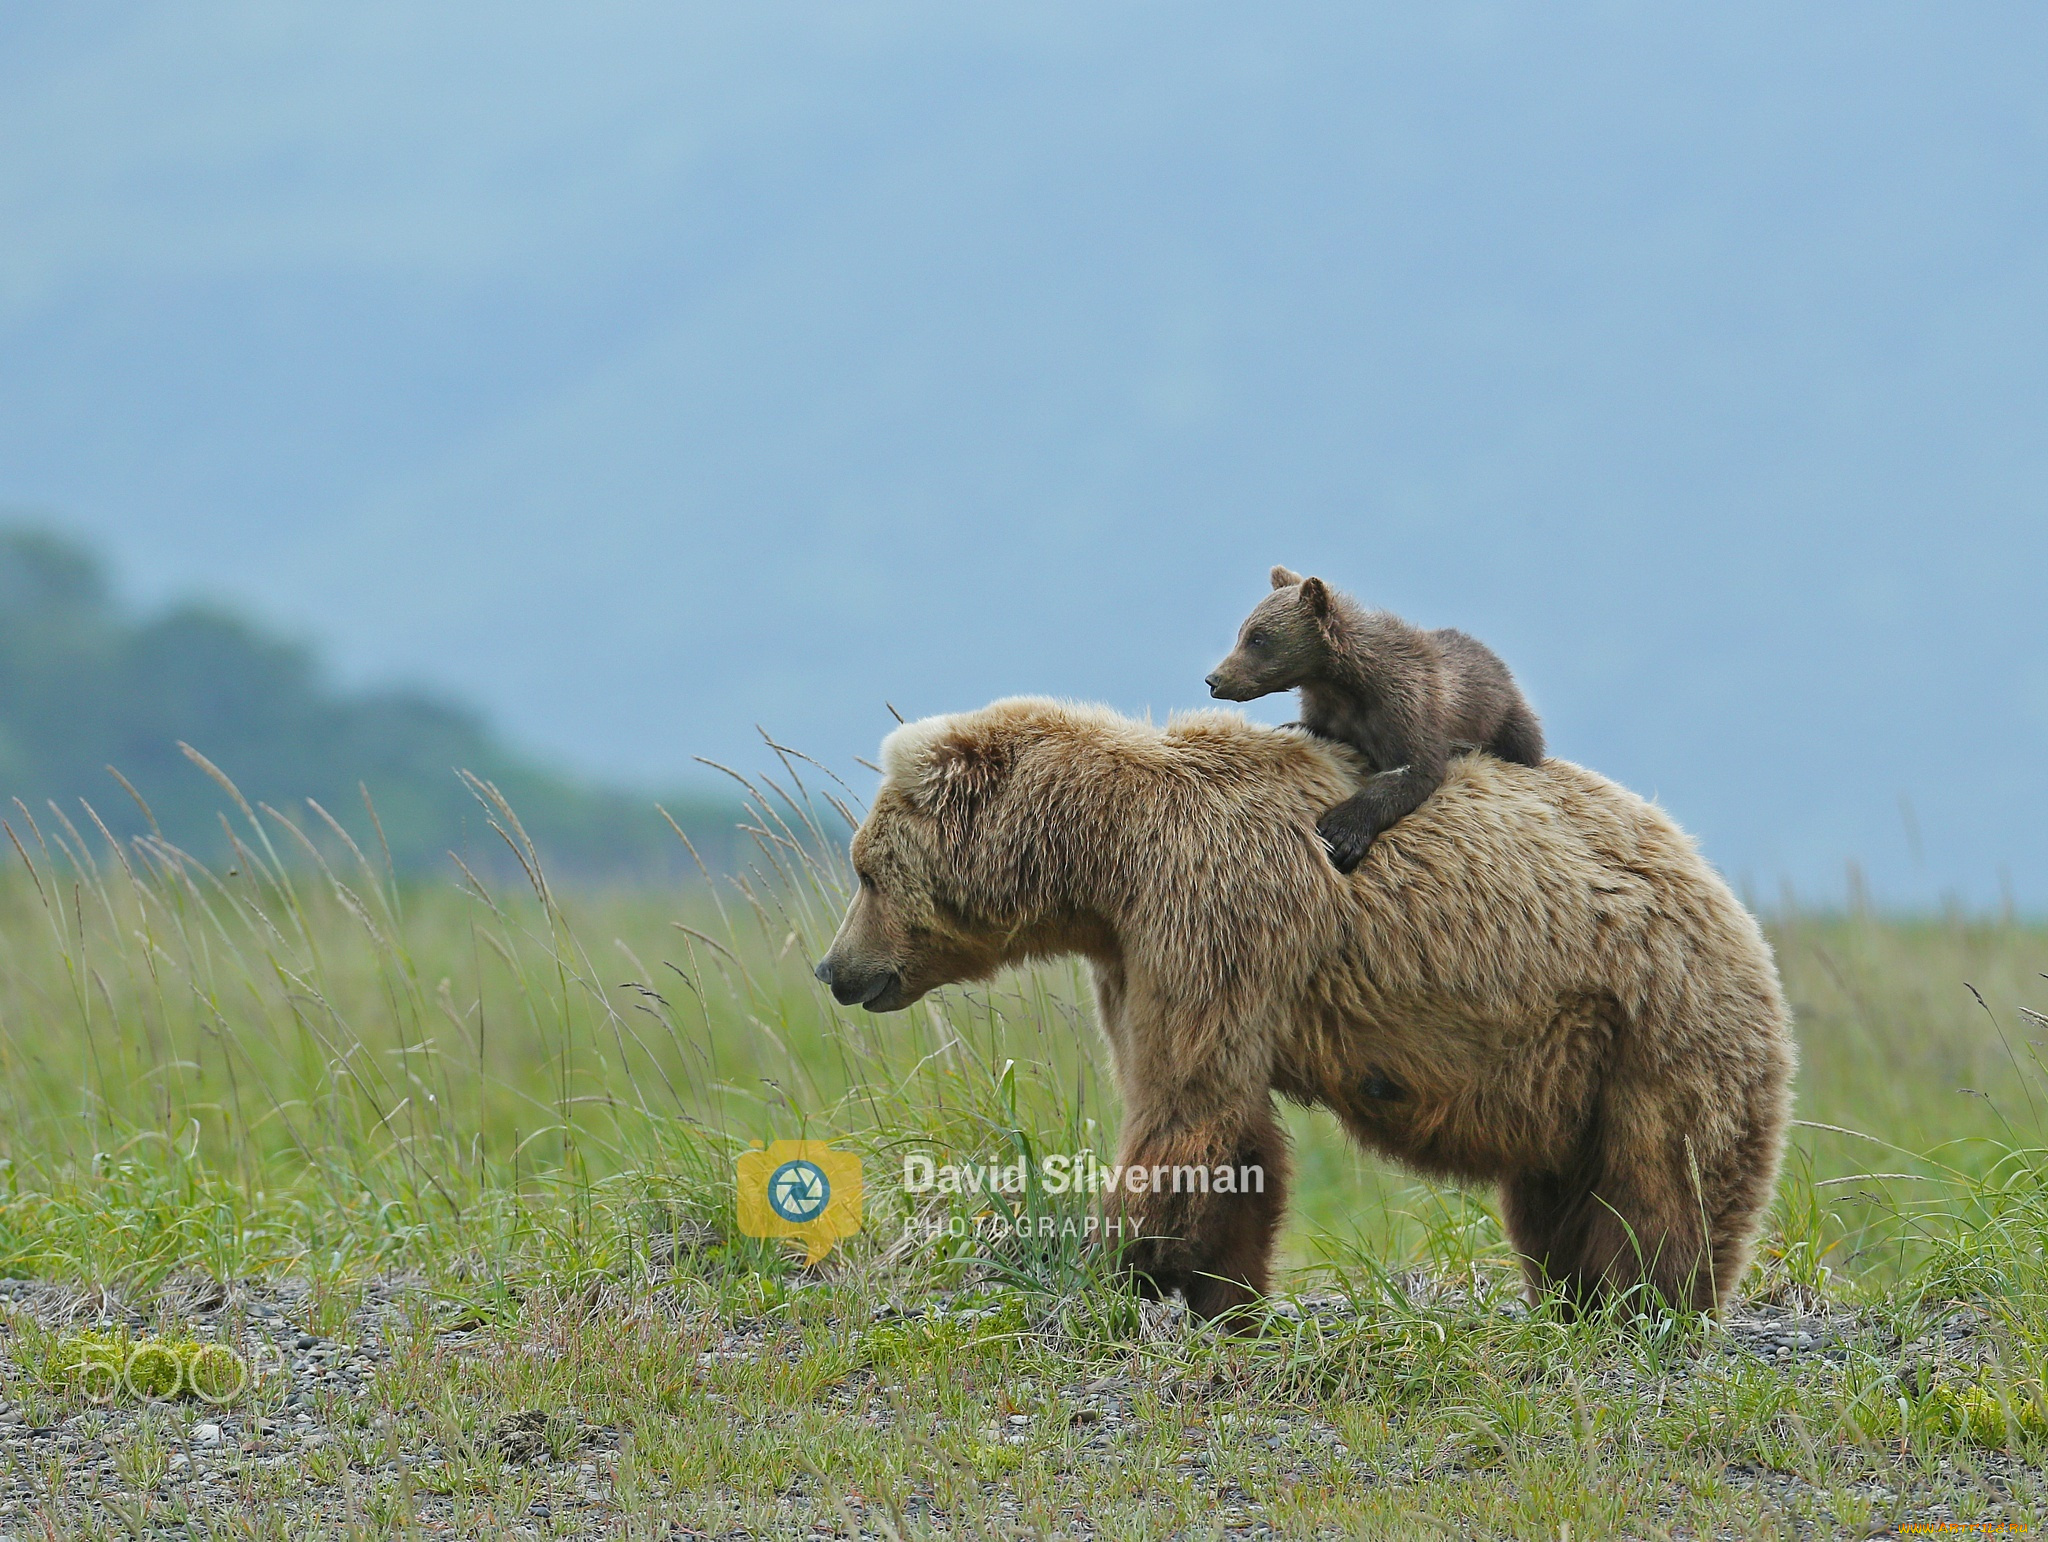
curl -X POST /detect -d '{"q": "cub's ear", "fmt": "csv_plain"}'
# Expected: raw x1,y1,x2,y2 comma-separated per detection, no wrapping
1299,576,1331,618
1269,565,1303,589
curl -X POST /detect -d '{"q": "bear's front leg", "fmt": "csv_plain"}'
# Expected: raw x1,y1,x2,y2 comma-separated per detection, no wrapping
1104,1098,1291,1325
1316,766,1440,874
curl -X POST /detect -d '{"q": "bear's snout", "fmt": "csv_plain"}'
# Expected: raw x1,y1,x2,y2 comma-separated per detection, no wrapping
813,955,902,1011
1206,668,1256,702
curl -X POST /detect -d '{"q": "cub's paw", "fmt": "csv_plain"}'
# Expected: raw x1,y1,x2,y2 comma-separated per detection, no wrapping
1316,809,1378,874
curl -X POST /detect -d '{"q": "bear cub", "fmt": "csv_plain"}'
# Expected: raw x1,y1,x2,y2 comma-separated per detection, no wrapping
1206,566,1544,873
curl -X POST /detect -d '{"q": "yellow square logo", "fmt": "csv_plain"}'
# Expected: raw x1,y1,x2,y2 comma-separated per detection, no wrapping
735,1140,862,1263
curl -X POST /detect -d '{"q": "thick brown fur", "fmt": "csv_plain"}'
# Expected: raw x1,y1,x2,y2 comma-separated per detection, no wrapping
815,698,1795,1324
1207,566,1545,872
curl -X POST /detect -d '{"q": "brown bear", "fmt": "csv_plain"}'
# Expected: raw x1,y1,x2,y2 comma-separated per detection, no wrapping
1207,566,1545,874
814,698,1795,1323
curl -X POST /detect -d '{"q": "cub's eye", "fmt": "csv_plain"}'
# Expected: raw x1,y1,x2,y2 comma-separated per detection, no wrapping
1246,629,1269,648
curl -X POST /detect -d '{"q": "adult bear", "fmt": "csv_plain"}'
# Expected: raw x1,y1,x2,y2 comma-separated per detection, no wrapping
814,698,1795,1321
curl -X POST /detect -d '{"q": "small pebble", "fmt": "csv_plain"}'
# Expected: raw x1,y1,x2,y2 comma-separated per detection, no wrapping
192,1423,223,1445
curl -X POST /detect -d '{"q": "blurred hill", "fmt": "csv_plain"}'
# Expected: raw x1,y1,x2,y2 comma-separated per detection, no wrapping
0,527,736,878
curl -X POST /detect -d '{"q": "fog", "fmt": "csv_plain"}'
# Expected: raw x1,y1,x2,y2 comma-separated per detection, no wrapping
3,4,2043,903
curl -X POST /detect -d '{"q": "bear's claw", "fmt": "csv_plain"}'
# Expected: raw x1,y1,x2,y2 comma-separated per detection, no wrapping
1316,811,1378,874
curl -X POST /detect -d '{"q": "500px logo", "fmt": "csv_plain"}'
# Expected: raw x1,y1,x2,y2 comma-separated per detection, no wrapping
66,1339,251,1405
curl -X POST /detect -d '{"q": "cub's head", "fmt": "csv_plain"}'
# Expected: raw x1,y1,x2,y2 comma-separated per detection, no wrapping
812,707,1050,1013
1205,565,1336,702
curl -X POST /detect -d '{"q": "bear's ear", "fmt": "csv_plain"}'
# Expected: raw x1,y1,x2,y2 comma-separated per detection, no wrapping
914,727,1012,837
1299,576,1331,618
1270,565,1302,589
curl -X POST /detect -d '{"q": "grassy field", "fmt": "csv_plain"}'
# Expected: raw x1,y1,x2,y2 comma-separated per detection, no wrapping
0,768,2042,1538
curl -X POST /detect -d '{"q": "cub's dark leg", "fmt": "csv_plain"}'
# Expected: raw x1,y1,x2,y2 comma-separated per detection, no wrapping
1488,702,1546,767
1317,765,1442,874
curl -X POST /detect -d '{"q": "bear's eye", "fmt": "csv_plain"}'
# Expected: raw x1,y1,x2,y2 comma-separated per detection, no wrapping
1246,629,1268,648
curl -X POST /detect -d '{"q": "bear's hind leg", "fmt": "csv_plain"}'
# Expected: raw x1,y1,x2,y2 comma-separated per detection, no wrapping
1701,1072,1793,1307
1500,1167,1589,1309
1570,1178,1715,1313
1502,1145,1716,1315
1488,702,1546,767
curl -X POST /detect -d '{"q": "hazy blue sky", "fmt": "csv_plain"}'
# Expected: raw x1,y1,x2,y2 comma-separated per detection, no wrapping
2,4,2043,904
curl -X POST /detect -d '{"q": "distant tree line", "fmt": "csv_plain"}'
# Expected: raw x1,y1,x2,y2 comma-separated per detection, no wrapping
0,527,738,880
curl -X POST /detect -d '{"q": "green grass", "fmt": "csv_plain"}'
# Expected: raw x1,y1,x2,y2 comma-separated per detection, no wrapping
0,765,2042,1537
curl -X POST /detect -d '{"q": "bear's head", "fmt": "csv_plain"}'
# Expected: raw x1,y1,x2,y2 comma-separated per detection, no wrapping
813,704,1072,1013
1204,565,1335,702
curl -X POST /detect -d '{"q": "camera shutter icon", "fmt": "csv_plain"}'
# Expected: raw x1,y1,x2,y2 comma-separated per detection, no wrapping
736,1141,862,1263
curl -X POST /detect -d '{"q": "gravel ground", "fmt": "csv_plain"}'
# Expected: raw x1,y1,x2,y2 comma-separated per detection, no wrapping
0,1273,2034,1539
0,1273,623,1538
